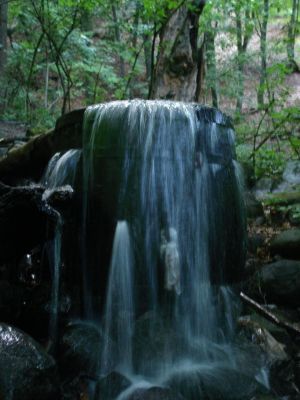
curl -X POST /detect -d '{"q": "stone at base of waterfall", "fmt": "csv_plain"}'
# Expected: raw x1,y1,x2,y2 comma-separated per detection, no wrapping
126,386,185,400
166,366,269,400
59,321,116,379
132,311,183,375
0,323,59,400
258,259,300,306
270,229,300,259
269,358,300,399
95,371,131,400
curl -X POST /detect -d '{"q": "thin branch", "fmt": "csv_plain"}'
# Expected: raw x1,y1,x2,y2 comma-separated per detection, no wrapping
240,292,300,337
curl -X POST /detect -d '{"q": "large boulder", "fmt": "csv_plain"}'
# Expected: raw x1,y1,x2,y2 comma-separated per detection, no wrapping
166,366,268,400
0,323,59,400
270,229,300,259
258,259,300,306
59,321,116,379
95,371,131,400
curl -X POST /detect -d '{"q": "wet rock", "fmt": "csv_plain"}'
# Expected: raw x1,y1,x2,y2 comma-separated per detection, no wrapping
95,371,131,400
166,366,268,400
126,386,185,400
269,359,300,398
270,229,300,259
238,316,288,362
0,323,59,400
59,321,115,379
245,191,264,219
258,260,300,306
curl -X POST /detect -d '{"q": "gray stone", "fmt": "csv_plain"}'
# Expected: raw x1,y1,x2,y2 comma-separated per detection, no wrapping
283,161,300,185
270,229,300,259
259,259,300,305
0,324,58,400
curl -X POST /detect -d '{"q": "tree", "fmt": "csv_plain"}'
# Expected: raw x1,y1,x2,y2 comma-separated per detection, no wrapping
234,1,253,113
287,0,300,71
0,0,8,78
257,0,269,107
149,0,206,101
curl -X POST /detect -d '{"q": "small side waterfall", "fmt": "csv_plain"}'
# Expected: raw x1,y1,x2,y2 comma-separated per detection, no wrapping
41,149,81,346
101,221,134,374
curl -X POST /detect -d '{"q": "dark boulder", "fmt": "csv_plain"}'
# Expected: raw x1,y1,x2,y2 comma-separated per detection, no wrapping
270,229,300,259
166,366,268,400
59,321,116,379
95,371,131,400
0,323,59,400
258,259,300,306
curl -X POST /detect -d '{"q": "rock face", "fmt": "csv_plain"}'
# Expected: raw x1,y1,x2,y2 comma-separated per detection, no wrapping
258,259,300,306
270,229,300,259
0,324,58,400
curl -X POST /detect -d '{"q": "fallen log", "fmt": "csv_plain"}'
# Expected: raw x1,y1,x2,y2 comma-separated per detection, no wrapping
0,108,85,184
240,291,300,337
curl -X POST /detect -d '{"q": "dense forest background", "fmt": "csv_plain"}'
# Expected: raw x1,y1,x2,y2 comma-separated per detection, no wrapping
0,0,299,179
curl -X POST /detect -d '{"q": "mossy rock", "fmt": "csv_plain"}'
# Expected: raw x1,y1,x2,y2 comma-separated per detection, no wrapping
263,191,300,207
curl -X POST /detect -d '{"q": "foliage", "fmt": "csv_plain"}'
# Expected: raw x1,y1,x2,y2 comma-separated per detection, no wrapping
0,0,299,181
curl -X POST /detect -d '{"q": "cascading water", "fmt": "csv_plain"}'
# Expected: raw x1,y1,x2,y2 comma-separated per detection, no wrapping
41,149,82,346
80,100,267,399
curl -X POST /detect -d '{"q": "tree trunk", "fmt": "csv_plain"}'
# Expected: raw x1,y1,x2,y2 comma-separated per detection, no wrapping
257,0,269,107
112,5,125,79
287,0,300,71
205,25,218,108
149,2,205,101
235,7,251,113
0,0,8,76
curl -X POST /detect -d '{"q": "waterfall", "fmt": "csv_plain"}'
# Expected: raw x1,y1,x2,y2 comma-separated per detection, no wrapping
78,100,269,398
42,149,81,347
